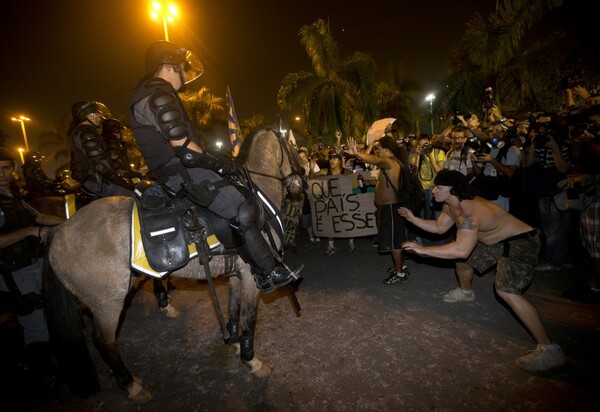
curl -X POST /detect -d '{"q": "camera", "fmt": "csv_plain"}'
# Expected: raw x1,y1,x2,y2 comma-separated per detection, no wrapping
482,87,495,111
559,70,584,90
463,137,488,156
534,133,552,148
452,111,464,125
420,144,433,155
570,122,600,138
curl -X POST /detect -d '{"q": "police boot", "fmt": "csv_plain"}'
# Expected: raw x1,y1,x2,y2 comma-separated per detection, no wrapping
232,223,302,293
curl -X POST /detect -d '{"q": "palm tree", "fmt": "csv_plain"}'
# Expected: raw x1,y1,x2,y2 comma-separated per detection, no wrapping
442,0,579,119
278,19,377,146
240,114,271,139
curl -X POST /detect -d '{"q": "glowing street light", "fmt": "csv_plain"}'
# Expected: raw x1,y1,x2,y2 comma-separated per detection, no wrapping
151,1,177,41
11,115,30,152
425,94,436,134
17,148,25,165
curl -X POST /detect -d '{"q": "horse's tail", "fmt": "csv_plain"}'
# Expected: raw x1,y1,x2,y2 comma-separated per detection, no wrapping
42,228,100,397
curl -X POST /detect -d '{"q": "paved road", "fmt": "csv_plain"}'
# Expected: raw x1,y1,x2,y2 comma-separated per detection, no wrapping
11,233,600,411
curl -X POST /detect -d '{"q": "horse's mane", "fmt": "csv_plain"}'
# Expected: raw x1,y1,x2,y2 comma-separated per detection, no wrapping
236,127,273,165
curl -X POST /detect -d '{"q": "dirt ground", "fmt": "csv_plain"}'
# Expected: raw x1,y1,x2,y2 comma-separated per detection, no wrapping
5,234,599,411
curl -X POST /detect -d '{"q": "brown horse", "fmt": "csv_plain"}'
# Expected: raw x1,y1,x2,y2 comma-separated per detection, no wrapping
42,129,304,403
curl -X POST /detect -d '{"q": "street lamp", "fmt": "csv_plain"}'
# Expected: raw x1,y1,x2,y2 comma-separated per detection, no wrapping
151,1,177,41
11,115,30,152
17,148,25,165
425,94,435,135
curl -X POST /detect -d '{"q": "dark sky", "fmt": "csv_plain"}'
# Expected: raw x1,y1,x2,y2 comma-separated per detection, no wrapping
0,0,495,151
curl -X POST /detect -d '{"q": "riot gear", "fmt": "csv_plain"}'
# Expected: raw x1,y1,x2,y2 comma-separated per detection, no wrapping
147,80,189,140
130,42,299,293
71,101,111,123
144,40,204,90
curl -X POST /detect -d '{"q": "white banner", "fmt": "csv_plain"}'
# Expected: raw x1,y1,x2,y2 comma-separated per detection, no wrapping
307,174,377,238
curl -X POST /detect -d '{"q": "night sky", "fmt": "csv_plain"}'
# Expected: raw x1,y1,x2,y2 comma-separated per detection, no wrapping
0,0,495,152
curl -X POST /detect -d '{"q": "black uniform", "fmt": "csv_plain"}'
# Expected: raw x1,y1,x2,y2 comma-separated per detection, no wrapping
22,161,57,199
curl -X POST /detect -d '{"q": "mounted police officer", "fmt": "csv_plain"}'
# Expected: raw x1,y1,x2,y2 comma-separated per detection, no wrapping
129,40,300,292
69,101,135,197
22,151,59,199
101,118,144,181
0,149,65,395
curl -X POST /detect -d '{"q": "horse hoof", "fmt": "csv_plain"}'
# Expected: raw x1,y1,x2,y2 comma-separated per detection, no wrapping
245,358,271,378
231,342,241,356
127,377,152,404
160,304,180,318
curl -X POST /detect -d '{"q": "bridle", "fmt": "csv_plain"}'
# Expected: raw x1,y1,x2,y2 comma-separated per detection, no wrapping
245,129,307,193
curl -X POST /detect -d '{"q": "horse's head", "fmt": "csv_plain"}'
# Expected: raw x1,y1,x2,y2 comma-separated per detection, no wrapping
236,129,306,201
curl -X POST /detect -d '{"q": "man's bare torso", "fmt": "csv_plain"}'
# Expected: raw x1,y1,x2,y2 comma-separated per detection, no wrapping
375,159,400,206
444,197,532,244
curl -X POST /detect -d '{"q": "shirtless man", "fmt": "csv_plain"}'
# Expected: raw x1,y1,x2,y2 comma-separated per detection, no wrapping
398,169,565,372
347,136,409,284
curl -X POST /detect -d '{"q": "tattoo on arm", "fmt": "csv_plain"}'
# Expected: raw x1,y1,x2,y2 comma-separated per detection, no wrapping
457,216,477,230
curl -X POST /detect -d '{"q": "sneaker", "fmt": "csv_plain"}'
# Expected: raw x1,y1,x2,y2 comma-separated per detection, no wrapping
516,343,565,372
442,288,475,303
325,245,337,256
383,270,408,285
387,265,410,276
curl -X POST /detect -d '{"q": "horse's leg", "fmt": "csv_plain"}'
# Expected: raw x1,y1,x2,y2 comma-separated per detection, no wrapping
153,277,180,318
91,309,152,404
236,265,271,377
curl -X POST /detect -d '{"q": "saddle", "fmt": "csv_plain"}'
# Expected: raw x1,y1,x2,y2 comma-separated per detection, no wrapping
130,176,283,279
131,182,233,278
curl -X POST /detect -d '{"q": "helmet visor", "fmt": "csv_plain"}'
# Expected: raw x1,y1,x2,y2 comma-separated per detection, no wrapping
181,49,204,84
94,102,112,120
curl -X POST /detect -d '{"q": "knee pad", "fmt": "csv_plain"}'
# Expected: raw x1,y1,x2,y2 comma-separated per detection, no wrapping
235,200,258,230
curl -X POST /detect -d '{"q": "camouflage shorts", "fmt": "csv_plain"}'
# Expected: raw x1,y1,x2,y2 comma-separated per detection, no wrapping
466,232,540,294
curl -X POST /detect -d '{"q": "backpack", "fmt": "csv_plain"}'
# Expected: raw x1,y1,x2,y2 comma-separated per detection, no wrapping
382,159,425,215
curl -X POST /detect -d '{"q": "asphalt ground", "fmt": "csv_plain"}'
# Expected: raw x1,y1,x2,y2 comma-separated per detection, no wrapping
4,232,599,411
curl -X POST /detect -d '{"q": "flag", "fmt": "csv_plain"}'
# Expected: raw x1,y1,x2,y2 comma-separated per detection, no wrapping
226,85,242,157
288,129,297,148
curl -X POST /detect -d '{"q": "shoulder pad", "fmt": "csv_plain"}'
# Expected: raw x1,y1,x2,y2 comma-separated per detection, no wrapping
144,77,174,92
149,90,188,141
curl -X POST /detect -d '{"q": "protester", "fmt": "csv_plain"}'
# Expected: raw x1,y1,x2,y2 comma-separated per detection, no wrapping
346,136,410,284
399,170,565,372
322,151,356,255
523,113,572,271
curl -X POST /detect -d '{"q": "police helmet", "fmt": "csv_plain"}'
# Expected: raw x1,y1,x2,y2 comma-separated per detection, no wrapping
145,40,204,84
102,118,123,135
24,151,44,163
72,101,111,122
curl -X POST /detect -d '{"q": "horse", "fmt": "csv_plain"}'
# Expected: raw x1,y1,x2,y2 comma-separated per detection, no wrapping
42,129,305,403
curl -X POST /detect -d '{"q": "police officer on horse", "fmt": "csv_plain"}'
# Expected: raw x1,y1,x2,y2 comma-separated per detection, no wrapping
129,40,300,292
69,101,135,197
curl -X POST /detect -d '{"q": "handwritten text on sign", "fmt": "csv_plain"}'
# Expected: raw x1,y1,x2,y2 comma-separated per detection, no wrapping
308,175,377,238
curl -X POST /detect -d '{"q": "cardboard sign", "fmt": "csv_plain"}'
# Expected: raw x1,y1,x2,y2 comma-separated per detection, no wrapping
307,174,377,238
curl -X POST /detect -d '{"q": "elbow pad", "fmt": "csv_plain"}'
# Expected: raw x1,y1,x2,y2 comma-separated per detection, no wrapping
177,146,226,174
177,146,238,175
148,86,189,141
